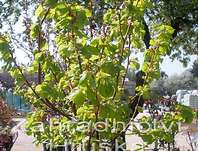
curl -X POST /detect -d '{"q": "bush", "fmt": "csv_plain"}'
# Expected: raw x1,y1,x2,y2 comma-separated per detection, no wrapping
0,98,14,150
0,98,13,126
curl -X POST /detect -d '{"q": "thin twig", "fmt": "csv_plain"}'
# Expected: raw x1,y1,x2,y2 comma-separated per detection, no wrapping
122,34,131,88
9,51,73,120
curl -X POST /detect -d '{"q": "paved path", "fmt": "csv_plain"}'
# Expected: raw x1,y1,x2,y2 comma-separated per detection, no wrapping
11,119,42,151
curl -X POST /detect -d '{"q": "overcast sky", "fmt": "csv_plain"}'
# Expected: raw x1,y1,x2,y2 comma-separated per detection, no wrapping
161,56,197,76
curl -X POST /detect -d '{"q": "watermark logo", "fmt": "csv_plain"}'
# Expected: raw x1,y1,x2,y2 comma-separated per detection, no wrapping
43,139,128,151
30,119,184,151
32,118,181,134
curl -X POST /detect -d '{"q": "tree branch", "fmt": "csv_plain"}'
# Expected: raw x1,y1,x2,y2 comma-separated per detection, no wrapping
37,8,51,84
9,52,73,120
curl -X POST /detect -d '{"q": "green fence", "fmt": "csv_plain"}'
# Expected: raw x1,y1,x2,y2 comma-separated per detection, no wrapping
5,92,31,112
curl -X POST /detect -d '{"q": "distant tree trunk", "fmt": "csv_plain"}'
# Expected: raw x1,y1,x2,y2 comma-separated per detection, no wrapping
131,70,145,117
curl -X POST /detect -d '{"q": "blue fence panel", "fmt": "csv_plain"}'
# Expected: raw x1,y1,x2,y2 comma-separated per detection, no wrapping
5,92,31,112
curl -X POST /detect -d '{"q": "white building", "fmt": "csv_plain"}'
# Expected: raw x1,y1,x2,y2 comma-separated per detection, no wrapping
176,90,198,108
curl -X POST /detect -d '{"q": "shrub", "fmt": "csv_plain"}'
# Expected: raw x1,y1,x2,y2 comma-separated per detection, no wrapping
0,98,13,127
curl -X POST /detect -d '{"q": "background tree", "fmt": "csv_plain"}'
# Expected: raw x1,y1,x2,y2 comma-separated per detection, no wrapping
191,58,198,77
0,71,14,89
145,0,198,65
150,70,198,99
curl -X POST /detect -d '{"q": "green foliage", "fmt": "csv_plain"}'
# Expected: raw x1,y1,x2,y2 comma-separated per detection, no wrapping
96,71,115,98
194,109,198,119
176,104,193,124
149,0,198,63
191,58,198,77
0,36,13,70
35,5,45,18
130,58,140,70
30,24,40,39
69,88,85,107
134,110,184,146
133,103,194,148
0,0,193,150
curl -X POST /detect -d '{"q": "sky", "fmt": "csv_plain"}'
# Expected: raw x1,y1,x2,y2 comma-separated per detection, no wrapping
161,56,197,76
132,53,197,76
